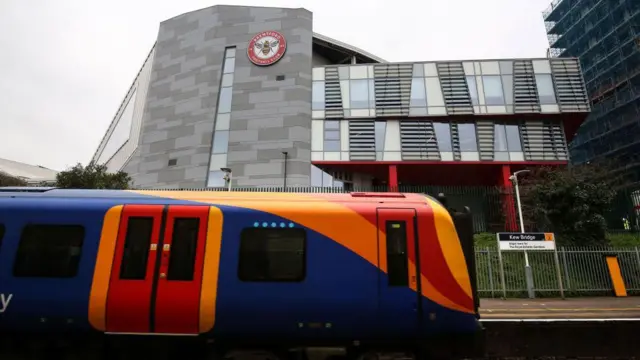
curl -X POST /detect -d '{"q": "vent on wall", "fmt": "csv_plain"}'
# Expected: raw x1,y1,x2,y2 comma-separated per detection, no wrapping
168,159,177,166
436,62,474,115
324,67,344,119
373,63,413,117
550,58,590,112
513,60,541,113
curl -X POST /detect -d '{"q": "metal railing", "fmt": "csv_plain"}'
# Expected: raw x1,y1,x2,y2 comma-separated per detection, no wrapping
475,246,640,298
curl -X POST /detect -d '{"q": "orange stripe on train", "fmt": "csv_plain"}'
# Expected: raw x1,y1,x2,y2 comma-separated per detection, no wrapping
88,205,122,331
130,191,473,313
199,206,224,333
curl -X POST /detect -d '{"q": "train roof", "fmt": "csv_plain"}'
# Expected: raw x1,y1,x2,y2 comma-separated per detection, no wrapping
0,187,441,206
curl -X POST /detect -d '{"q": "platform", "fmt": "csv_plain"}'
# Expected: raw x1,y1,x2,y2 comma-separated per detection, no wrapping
479,297,640,320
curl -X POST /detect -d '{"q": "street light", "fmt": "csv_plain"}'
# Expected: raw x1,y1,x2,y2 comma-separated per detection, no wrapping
221,167,232,192
509,169,534,298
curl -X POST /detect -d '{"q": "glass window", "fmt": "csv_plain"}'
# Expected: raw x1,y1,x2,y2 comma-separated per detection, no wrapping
119,217,153,280
207,170,226,187
312,81,325,110
386,221,408,287
324,120,341,151
215,113,230,131
97,91,136,164
324,139,340,151
221,74,234,87
466,76,479,105
502,75,514,105
374,121,386,151
218,87,233,114
0,224,5,252
410,78,427,107
325,120,340,130
505,124,522,151
225,47,236,58
238,228,306,282
433,122,452,152
535,74,557,104
368,79,376,108
13,224,85,278
223,57,235,74
212,131,229,154
482,76,505,105
457,123,478,152
167,218,200,281
350,79,369,109
494,124,508,152
311,165,323,186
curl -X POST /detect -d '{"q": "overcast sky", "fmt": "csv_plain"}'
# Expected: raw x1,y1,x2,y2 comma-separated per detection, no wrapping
0,0,555,171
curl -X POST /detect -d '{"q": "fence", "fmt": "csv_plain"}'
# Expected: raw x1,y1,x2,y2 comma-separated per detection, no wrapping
475,246,640,298
157,184,640,234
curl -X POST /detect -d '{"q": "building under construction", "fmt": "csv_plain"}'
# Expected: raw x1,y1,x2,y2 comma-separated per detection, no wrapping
544,0,640,179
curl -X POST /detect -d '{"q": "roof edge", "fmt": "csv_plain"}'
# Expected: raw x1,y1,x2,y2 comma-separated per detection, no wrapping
312,32,387,63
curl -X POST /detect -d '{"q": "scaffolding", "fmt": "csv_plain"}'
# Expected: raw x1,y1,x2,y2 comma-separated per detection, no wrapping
545,0,640,179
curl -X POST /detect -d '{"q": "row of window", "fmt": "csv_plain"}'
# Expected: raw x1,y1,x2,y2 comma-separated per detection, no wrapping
0,220,410,285
207,46,237,188
312,74,558,110
323,120,523,153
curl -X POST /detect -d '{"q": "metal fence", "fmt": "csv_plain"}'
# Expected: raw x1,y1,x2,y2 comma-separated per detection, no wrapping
152,184,640,234
475,246,640,298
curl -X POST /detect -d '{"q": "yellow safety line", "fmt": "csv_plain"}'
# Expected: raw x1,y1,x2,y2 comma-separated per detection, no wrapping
481,307,640,312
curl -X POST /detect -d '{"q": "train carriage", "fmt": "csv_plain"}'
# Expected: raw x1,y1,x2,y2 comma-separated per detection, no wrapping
0,188,483,359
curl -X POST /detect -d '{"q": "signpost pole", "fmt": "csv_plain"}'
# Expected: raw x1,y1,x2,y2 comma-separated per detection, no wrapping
513,171,535,299
496,235,507,299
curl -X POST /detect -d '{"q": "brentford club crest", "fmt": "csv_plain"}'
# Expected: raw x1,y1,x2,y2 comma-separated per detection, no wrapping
247,31,287,66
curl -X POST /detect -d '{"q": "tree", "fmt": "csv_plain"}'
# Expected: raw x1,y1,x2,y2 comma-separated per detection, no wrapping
55,161,132,189
0,172,27,186
519,161,624,246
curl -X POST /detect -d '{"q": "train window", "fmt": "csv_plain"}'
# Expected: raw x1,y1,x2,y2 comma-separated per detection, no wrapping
0,224,5,251
167,218,200,281
238,228,306,282
119,217,154,280
13,224,85,278
386,221,409,287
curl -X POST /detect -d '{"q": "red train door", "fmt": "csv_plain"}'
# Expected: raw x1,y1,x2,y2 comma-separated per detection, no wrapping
377,208,423,336
105,204,210,335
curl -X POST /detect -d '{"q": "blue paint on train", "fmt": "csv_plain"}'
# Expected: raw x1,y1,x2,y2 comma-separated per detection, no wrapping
0,190,478,339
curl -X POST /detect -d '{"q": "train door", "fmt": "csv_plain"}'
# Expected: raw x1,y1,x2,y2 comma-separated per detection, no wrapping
105,204,210,335
377,208,422,337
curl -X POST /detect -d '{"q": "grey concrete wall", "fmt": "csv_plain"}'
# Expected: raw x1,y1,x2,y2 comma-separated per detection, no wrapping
133,5,313,188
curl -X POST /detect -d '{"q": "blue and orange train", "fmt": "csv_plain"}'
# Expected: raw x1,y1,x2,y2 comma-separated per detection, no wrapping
0,187,483,359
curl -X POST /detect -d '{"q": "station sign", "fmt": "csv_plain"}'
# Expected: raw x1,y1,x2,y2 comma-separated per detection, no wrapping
496,232,556,251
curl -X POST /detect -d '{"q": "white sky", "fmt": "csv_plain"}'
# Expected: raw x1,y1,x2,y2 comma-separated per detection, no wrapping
0,0,556,171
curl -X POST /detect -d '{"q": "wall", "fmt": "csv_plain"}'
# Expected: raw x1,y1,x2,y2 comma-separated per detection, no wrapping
133,5,313,188
91,46,156,174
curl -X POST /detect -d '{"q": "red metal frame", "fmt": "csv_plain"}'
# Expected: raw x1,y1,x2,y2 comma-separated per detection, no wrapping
154,205,210,334
106,205,164,333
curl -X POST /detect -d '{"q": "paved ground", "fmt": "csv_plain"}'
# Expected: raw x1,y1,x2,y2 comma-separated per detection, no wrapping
479,297,640,319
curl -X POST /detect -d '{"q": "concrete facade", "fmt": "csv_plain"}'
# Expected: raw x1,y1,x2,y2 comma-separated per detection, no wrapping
124,6,312,188
91,5,591,191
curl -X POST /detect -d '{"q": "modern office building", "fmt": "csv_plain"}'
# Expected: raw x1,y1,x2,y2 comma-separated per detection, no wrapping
91,5,591,197
544,0,640,178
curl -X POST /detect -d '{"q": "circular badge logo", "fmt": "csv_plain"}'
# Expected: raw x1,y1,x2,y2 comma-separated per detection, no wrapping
247,31,287,66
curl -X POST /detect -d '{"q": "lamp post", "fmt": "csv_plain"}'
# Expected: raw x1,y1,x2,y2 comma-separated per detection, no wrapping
282,151,288,190
221,167,232,192
510,169,534,298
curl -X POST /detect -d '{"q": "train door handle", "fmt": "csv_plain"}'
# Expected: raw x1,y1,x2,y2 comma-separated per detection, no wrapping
160,273,166,278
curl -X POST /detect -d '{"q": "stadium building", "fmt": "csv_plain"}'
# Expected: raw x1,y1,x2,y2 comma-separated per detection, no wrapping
91,5,591,196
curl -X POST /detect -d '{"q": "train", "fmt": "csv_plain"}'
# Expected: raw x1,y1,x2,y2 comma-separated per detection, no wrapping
0,187,483,360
